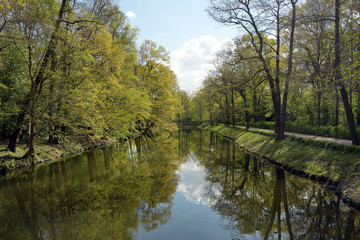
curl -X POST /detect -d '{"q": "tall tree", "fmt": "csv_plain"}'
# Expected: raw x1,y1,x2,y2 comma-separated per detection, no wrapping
208,0,298,140
296,0,333,126
335,0,359,145
8,0,70,153
136,40,179,133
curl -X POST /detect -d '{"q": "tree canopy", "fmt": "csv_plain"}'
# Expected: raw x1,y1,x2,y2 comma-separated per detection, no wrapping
0,0,181,158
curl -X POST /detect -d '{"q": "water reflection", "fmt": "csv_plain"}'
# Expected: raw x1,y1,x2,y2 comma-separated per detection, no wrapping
177,158,220,206
193,132,360,239
0,130,359,239
0,134,181,240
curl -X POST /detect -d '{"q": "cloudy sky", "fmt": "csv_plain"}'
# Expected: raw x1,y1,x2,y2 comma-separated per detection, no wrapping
176,155,220,206
116,0,239,92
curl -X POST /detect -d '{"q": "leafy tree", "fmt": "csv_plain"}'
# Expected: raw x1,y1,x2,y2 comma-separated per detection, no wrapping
6,0,70,154
136,40,179,133
335,0,359,145
0,0,180,159
208,0,298,140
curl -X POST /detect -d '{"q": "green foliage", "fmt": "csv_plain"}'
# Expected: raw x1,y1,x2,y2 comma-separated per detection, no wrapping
195,0,360,146
285,122,360,140
0,1,181,153
0,40,28,141
252,121,275,130
136,40,180,133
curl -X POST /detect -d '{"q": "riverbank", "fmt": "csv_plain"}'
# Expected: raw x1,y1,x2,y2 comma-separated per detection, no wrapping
207,125,360,209
0,137,118,176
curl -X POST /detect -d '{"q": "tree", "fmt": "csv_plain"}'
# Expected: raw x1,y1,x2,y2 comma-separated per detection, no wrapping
232,36,268,129
296,0,333,126
207,0,298,140
136,40,179,133
335,0,359,145
7,0,70,154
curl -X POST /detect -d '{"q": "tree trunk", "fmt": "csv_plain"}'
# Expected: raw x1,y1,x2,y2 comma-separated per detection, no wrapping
252,89,257,123
27,84,38,160
239,89,250,131
48,71,56,144
225,93,230,126
231,89,235,127
335,0,359,145
357,89,360,125
317,91,322,126
274,6,282,138
8,92,31,152
48,44,59,144
274,92,282,138
28,121,36,159
335,89,339,126
280,0,297,140
340,85,359,144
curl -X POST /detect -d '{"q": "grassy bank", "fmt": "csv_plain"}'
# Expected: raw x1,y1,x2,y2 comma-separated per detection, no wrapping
0,138,117,176
207,125,360,209
235,120,360,140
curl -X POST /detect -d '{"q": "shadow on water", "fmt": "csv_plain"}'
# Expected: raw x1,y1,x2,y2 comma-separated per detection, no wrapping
0,130,359,239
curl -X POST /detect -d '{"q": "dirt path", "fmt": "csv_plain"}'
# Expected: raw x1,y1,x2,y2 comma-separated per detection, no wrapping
234,125,353,145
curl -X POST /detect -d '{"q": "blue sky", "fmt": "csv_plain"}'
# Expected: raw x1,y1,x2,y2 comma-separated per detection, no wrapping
115,0,239,92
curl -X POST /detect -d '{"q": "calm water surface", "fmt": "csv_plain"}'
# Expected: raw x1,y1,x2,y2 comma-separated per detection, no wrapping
0,130,359,239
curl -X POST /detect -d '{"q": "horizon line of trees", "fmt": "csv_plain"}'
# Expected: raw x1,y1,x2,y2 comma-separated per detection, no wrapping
181,0,360,145
0,0,182,159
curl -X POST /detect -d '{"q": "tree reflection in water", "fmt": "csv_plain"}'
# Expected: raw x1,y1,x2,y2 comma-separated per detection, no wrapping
0,133,181,240
196,132,360,239
0,130,359,239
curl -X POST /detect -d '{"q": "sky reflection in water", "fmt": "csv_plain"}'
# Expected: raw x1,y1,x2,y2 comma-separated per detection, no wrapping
177,155,216,206
137,157,233,240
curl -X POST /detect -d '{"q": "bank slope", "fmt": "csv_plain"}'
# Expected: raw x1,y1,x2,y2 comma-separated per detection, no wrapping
208,125,360,209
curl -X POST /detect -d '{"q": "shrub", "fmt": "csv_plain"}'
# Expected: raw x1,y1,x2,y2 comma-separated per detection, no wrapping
253,121,275,130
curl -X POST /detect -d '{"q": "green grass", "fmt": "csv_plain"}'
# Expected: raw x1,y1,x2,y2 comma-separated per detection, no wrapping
207,125,360,204
235,120,360,140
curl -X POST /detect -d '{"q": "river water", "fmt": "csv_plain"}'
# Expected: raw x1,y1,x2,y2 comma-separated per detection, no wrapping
0,130,358,239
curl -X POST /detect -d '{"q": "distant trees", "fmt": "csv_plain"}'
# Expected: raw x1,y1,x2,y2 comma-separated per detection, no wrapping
0,0,181,158
197,0,360,145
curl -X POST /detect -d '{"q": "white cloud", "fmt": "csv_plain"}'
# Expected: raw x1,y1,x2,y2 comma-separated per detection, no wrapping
171,35,233,92
125,11,136,20
176,156,218,206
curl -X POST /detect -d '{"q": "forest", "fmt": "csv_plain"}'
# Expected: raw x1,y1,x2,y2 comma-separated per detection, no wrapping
0,0,181,158
180,0,360,146
1,0,360,163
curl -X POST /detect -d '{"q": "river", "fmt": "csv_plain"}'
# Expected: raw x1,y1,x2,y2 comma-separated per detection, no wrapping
0,130,358,239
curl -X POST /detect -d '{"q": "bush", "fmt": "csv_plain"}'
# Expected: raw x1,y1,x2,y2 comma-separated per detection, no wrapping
253,121,275,130
285,122,359,140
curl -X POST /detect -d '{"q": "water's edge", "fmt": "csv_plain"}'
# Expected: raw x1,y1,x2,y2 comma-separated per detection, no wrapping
0,139,119,176
209,126,360,212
